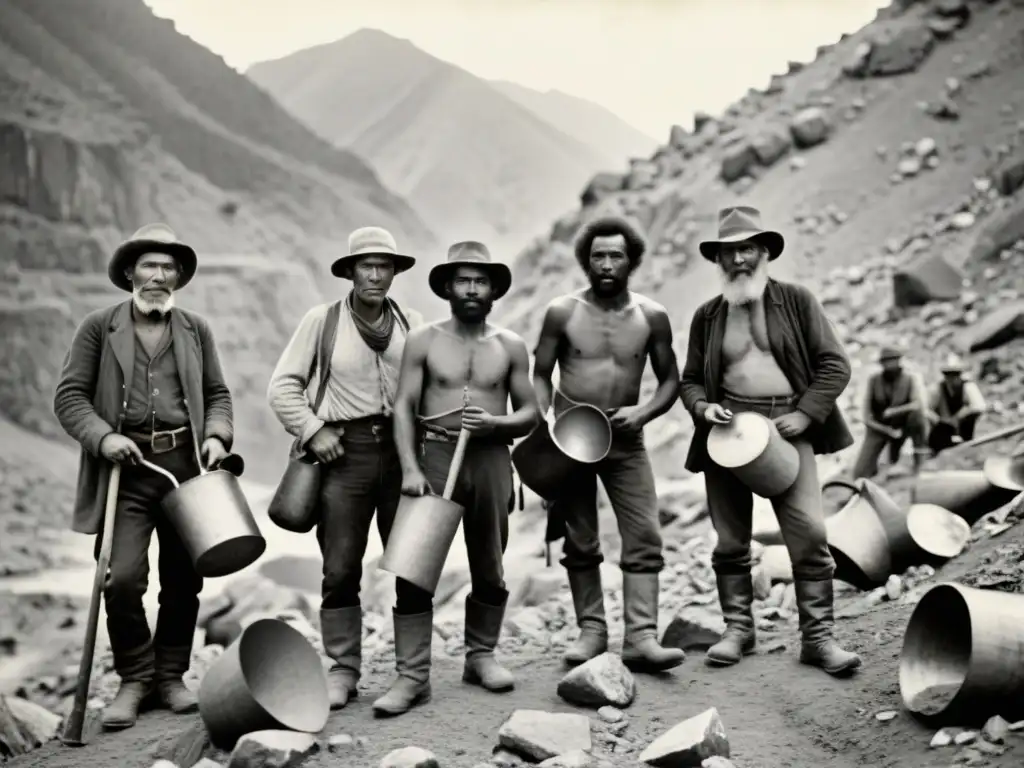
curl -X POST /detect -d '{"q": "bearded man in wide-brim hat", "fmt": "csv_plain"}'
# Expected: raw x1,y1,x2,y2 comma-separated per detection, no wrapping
53,223,235,730
267,226,426,716
680,205,862,677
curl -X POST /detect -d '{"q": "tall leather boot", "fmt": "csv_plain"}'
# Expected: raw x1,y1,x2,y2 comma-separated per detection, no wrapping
320,607,362,710
155,644,198,713
795,579,862,676
705,572,757,667
462,593,515,692
102,641,156,731
371,610,433,717
620,572,686,672
564,568,609,666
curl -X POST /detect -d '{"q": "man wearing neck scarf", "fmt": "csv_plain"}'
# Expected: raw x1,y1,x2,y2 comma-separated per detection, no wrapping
850,346,930,478
267,227,425,713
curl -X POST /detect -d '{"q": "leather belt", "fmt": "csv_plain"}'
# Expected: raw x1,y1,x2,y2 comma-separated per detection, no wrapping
124,426,190,454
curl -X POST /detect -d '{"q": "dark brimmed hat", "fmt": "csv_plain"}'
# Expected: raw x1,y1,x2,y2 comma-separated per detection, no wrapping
108,223,197,292
331,226,416,278
878,346,904,362
699,206,785,262
428,241,512,300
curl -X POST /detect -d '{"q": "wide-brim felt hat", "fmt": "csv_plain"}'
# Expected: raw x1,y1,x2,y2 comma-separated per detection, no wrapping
108,223,197,292
699,205,785,262
429,241,512,300
331,226,416,278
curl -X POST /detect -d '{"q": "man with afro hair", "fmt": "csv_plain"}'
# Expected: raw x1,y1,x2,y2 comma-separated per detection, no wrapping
530,215,685,673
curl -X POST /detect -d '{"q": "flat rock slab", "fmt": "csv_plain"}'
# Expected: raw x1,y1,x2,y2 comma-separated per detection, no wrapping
498,709,593,762
380,746,441,768
557,652,636,707
639,707,730,767
661,607,726,651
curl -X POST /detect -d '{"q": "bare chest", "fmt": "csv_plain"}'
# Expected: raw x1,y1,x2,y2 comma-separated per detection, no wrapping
722,303,771,362
426,333,510,391
563,303,649,365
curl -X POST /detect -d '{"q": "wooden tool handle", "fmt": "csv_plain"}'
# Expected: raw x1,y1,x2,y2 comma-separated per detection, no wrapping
62,463,121,747
442,428,471,500
945,421,1024,453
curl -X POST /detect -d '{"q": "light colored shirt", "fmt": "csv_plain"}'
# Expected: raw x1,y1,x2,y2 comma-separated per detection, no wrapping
929,378,986,417
267,300,422,446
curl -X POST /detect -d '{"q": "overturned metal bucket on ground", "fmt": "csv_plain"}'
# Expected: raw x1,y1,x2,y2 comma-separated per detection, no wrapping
899,582,1024,724
141,460,266,578
378,493,464,594
198,617,329,749
706,411,800,499
905,503,971,566
823,479,895,590
983,455,1024,493
912,470,1018,526
512,404,612,500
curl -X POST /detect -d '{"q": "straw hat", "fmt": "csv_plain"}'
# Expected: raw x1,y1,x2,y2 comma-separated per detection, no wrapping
330,226,416,279
940,353,967,374
108,223,197,292
699,206,785,263
428,241,512,300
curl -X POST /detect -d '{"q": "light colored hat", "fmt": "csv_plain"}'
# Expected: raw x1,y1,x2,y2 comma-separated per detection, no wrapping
940,353,966,373
428,241,513,300
699,206,785,263
330,226,416,278
108,223,197,292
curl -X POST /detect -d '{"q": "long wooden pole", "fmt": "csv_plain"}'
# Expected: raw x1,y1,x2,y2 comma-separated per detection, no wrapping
944,421,1024,453
61,463,121,747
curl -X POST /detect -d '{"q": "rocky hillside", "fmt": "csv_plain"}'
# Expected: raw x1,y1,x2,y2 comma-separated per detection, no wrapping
496,0,1024,471
246,28,649,255
0,0,437,477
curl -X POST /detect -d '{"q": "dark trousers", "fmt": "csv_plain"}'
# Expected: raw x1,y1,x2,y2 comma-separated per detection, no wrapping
851,409,929,479
704,394,835,581
420,435,513,606
317,417,431,614
96,440,202,662
557,433,664,575
928,413,980,455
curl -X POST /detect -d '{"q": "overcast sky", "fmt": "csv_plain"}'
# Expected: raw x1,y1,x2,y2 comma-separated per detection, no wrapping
144,0,888,139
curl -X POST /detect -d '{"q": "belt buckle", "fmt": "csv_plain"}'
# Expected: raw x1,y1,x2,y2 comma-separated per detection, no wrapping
150,429,177,454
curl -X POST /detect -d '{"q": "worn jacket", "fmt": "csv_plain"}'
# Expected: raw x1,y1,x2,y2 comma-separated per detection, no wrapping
53,301,234,534
679,278,854,474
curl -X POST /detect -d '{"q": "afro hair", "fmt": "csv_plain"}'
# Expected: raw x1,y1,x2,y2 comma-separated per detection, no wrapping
573,215,647,274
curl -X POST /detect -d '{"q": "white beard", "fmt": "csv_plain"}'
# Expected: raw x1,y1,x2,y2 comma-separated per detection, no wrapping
718,258,769,306
132,288,175,317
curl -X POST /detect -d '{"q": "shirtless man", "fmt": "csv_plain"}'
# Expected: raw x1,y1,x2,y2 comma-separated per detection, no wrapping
387,241,539,714
531,215,685,673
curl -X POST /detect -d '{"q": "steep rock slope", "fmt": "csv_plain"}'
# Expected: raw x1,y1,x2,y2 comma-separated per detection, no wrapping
495,0,1024,472
0,0,436,477
489,79,659,163
246,29,624,254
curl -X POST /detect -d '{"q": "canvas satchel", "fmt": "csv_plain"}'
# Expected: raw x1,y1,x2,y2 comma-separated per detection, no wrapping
267,301,342,533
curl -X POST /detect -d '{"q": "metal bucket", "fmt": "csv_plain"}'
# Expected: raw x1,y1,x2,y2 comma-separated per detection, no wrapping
378,493,464,594
912,470,1017,526
706,411,799,498
899,582,1024,724
141,460,266,578
198,617,329,749
513,405,612,500
983,455,1024,492
824,486,893,590
905,503,971,565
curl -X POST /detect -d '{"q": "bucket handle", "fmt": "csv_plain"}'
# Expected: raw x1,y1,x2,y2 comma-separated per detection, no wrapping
821,478,863,496
138,459,182,488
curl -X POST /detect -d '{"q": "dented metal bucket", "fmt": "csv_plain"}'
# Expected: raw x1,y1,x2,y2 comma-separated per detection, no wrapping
912,470,1018,526
905,503,971,566
983,455,1024,493
513,404,612,500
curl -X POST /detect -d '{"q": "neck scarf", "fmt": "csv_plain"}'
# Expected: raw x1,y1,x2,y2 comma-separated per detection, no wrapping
347,290,396,353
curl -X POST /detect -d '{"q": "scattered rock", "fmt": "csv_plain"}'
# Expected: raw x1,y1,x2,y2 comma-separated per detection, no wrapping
866,25,936,76
638,708,730,767
380,746,440,768
875,710,898,722
597,706,626,724
498,710,593,762
557,652,636,708
790,107,832,148
539,749,603,768
983,714,1009,743
954,729,978,745
226,730,319,768
661,606,726,651
930,728,953,747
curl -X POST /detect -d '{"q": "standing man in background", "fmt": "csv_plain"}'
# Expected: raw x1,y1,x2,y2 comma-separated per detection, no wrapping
54,223,234,730
531,215,686,674
267,227,425,713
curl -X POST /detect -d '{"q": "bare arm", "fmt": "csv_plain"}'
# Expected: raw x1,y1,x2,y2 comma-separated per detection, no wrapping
531,299,571,416
637,303,680,425
957,380,987,418
53,310,117,456
197,317,234,450
679,306,709,418
393,325,431,476
491,335,541,439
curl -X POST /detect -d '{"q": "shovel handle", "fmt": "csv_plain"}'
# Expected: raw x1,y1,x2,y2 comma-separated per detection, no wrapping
442,428,471,500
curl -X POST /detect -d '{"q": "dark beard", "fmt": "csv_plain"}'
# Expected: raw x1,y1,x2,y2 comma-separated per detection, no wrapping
451,298,492,322
589,273,625,297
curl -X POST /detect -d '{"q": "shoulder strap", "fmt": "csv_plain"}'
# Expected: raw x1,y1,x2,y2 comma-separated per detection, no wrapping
389,298,411,333
311,301,342,413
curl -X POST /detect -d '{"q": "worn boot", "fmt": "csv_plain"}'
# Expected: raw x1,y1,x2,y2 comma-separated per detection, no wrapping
320,607,362,710
102,642,156,731
564,568,609,666
372,610,433,717
705,572,757,667
462,593,515,692
795,579,862,677
620,573,686,672
155,645,198,713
